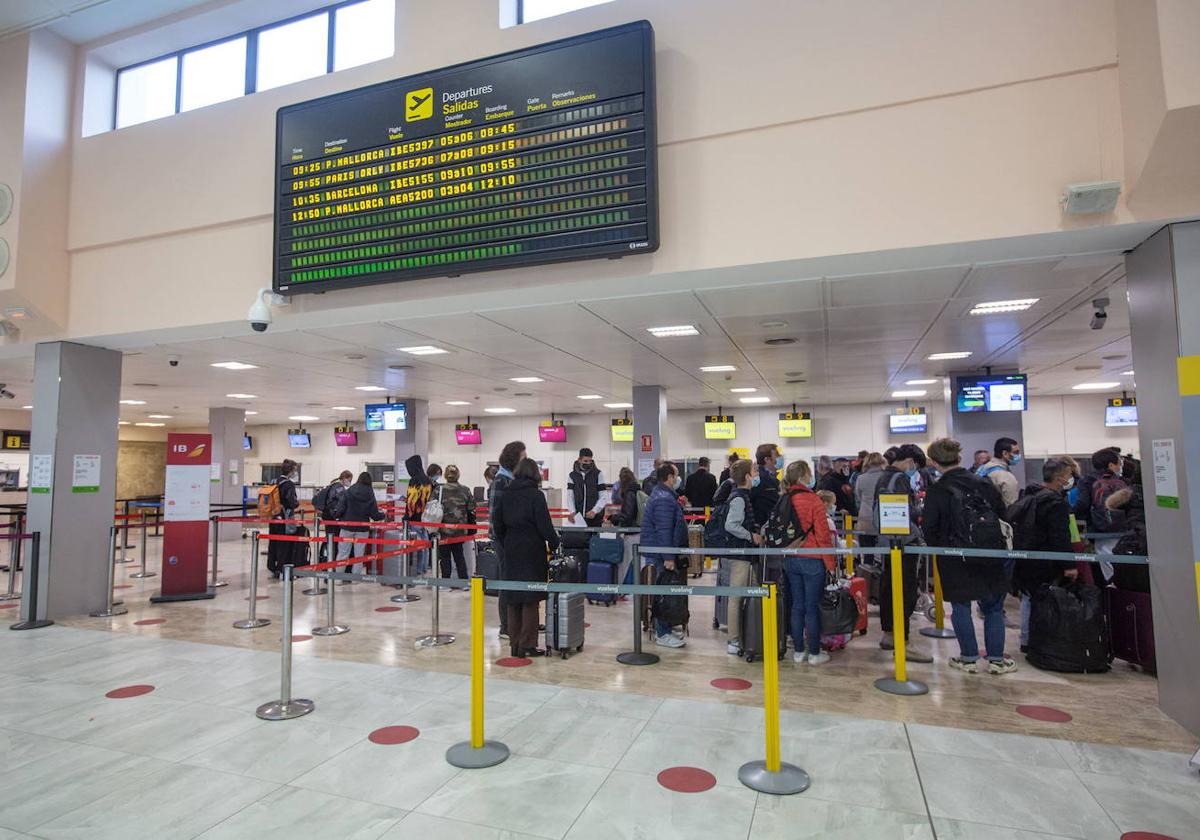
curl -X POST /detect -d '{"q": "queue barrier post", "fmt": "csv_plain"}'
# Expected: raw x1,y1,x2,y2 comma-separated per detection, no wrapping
391,521,420,604
1,520,20,602
738,582,810,795
874,541,928,696
920,554,955,639
446,575,509,768
256,564,315,721
90,526,128,618
302,526,327,596
617,544,659,666
10,532,53,631
210,516,228,589
129,512,156,579
233,531,270,630
844,515,855,576
415,534,454,648
313,538,349,636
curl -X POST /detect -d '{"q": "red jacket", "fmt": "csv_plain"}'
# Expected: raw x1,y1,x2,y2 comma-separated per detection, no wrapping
788,486,836,571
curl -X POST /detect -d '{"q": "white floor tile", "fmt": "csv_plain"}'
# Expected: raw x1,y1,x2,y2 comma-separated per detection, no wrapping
543,686,663,720
0,727,73,774
932,819,1078,840
502,707,647,768
382,812,541,839
183,715,363,784
78,702,264,761
907,723,1069,769
291,738,463,811
1055,739,1199,785
1077,770,1200,838
13,691,183,742
198,785,403,840
750,796,935,839
0,680,102,728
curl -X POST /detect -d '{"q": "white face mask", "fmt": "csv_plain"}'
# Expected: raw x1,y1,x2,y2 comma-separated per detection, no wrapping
1064,476,1075,490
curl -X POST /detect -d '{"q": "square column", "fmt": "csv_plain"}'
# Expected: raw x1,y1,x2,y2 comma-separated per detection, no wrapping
633,385,667,482
25,342,121,620
394,399,429,481
209,407,245,539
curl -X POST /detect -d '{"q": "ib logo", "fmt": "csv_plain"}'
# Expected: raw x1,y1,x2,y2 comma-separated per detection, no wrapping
405,87,433,122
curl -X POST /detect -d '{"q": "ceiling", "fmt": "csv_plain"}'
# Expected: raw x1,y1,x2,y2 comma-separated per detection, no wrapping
0,0,215,44
0,252,1138,428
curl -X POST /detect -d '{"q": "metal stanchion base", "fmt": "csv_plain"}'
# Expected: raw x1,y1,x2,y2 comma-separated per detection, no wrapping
211,580,229,588
0,593,22,602
150,591,214,603
616,651,660,666
390,592,421,603
737,760,811,795
874,677,929,696
10,619,54,631
920,626,956,639
129,571,157,579
414,633,455,648
256,698,314,721
90,605,128,617
446,740,509,769
302,585,328,596
233,618,271,629
312,624,350,636
114,558,134,564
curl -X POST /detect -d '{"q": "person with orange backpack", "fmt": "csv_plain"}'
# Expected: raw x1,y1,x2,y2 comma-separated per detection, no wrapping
263,459,301,579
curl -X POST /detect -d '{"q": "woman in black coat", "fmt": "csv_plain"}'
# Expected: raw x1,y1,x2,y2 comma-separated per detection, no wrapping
492,458,560,658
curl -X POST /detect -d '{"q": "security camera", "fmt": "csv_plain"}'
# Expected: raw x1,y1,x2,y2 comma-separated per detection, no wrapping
1090,297,1109,331
248,288,288,333
0,385,14,400
167,355,180,367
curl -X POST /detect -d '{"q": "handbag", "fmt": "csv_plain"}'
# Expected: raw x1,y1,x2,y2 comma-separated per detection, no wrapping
819,576,859,636
424,486,444,524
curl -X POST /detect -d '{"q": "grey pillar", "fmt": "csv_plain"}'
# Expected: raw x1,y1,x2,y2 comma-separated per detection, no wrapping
944,371,1027,486
25,342,122,620
394,399,429,479
1126,222,1200,737
209,407,245,539
632,385,667,481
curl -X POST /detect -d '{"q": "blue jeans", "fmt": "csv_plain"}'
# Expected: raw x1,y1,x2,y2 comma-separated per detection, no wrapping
783,556,825,656
1019,594,1032,646
950,590,1007,662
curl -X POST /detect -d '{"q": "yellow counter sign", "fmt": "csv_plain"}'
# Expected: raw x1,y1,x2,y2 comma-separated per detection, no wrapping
778,412,812,438
704,415,735,440
610,418,633,442
878,494,911,535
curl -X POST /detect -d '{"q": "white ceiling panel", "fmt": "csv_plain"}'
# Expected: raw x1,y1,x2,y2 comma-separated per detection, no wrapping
826,266,969,307
696,279,824,317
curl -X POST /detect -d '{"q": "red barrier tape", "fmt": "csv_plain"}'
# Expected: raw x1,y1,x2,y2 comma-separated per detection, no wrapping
404,520,488,530
438,534,478,547
304,544,426,573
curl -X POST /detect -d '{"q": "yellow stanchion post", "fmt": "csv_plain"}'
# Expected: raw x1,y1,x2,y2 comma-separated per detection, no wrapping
738,583,810,794
874,542,928,695
921,554,956,639
704,506,712,570
446,575,509,768
844,515,855,576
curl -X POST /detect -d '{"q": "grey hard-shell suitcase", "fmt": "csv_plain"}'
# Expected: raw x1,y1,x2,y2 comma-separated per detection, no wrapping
740,561,787,663
545,592,585,658
713,557,732,629
379,529,406,579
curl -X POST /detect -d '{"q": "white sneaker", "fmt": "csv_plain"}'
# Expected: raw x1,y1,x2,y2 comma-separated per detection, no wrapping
727,641,742,655
807,652,831,666
793,651,807,664
656,634,685,648
671,627,685,640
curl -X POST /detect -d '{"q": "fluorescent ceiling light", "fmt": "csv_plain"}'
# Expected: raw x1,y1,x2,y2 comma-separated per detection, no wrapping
135,422,165,427
484,407,516,414
118,421,130,425
646,325,699,338
288,415,319,421
739,396,770,404
330,405,355,411
1121,370,1135,376
445,400,470,406
509,376,544,383
210,361,258,370
119,399,147,405
147,414,173,419
905,379,938,385
729,387,757,393
244,411,258,416
927,351,972,360
21,405,31,410
969,298,1039,315
576,394,603,400
398,345,448,355
603,402,633,409
892,390,927,398
699,365,737,372
1072,382,1121,390
225,393,257,399
355,385,386,392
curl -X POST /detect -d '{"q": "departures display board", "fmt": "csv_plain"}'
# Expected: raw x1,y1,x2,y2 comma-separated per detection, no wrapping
273,21,658,295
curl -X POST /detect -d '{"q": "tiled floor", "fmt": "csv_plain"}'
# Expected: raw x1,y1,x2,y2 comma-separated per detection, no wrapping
2,534,1196,838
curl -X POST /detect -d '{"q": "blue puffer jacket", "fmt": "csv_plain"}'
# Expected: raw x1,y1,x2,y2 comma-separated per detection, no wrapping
640,482,686,559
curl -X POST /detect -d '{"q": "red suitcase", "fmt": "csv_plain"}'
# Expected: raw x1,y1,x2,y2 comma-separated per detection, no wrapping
1106,587,1155,674
849,575,869,636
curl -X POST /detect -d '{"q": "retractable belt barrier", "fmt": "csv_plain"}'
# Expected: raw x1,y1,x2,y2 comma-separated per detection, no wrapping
4,531,41,624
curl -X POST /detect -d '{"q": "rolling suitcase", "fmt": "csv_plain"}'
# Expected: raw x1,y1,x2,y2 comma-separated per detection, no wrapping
857,561,882,606
475,541,500,595
713,557,731,629
588,533,623,566
687,524,705,578
1107,587,1155,674
287,524,311,568
545,592,585,658
848,575,869,635
586,559,617,606
740,562,787,663
378,529,406,580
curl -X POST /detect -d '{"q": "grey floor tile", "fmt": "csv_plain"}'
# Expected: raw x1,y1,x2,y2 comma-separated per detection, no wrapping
1055,739,1199,785
0,727,73,774
0,680,103,728
502,707,647,769
297,680,440,729
650,697,763,733
751,796,935,839
382,812,541,839
14,691,183,742
291,738,463,811
1077,770,1200,838
198,785,403,840
932,819,1079,840
907,723,1069,769
78,702,263,761
183,715,363,784
543,686,663,720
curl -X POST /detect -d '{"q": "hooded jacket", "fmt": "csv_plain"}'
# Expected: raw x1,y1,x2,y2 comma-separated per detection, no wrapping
332,482,384,532
1009,483,1072,595
640,481,686,558
404,455,432,523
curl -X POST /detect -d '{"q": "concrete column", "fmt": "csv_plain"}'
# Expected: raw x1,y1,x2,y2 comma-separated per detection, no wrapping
25,342,121,620
944,371,1027,487
208,407,244,539
394,399,429,480
1126,221,1200,737
632,385,667,483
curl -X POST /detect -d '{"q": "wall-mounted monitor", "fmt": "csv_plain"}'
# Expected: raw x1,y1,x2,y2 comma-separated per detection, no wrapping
243,435,252,451
889,412,928,434
364,402,407,431
455,423,482,445
288,432,311,448
611,418,633,442
778,412,812,438
704,414,736,440
955,374,1028,413
538,421,567,443
1105,397,1137,427
334,430,358,446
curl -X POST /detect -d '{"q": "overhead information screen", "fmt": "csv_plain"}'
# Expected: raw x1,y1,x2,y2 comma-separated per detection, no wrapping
273,21,657,295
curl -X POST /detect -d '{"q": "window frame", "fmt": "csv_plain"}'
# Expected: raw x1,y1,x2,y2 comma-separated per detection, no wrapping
112,0,391,131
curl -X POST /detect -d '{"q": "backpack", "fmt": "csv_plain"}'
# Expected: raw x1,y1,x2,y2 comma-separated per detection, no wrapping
946,479,1006,550
651,565,689,627
634,490,648,526
762,490,812,549
312,481,339,516
1090,474,1127,532
1005,493,1042,551
423,485,444,524
257,484,283,518
703,489,748,548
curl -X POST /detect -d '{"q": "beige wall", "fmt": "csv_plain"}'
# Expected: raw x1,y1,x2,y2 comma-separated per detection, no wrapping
115,439,165,499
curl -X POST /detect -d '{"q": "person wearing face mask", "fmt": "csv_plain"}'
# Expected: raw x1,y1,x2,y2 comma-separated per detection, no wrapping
331,472,386,575
749,443,784,527
1073,447,1128,579
426,463,444,485
313,470,354,562
1007,458,1077,653
640,461,689,647
977,437,1022,507
816,456,858,517
266,459,302,579
567,448,608,528
871,443,933,662
720,459,762,655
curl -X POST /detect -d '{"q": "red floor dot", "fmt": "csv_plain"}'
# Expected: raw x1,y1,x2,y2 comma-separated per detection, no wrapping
1016,705,1073,723
106,684,155,699
291,634,312,643
113,584,133,590
710,678,752,691
584,622,591,628
1122,834,1181,840
368,725,420,745
375,606,402,613
0,603,17,610
657,767,717,793
134,618,166,626
244,595,269,601
496,657,531,668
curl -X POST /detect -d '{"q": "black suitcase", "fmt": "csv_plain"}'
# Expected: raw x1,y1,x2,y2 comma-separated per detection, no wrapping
286,524,311,568
562,548,589,583
475,542,500,595
560,528,590,551
856,560,882,606
740,562,787,663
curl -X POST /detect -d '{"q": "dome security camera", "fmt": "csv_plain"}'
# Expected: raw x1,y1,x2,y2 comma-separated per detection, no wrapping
248,288,288,333
167,355,180,367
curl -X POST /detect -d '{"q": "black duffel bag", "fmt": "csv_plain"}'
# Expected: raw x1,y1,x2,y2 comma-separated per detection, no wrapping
1026,579,1112,673
819,583,859,636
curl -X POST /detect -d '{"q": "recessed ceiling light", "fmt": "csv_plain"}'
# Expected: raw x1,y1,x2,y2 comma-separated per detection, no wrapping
355,385,386,392
210,361,258,370
576,394,603,400
1120,370,1135,376
509,376,544,383
445,400,470,406
1101,354,1126,361
119,399,147,405
484,407,516,414
20,405,31,410
892,390,927,398
927,351,972,360
288,415,319,421
905,379,938,385
700,365,737,372
146,414,173,419
135,422,165,427
398,345,448,355
646,325,699,338
1072,382,1121,391
1073,364,1102,371
330,406,355,411
225,393,257,399
344,353,367,361
244,411,258,416
764,337,796,346
603,402,633,409
739,396,770,404
968,298,1039,315
729,387,757,393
